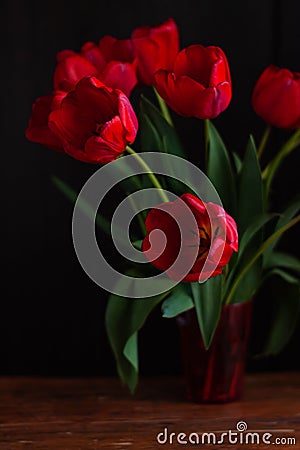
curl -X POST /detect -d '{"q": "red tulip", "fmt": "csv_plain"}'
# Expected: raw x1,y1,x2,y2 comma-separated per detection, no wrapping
83,37,137,97
132,18,179,86
154,44,232,119
53,37,137,97
252,65,300,129
47,77,138,164
142,193,238,282
25,91,67,152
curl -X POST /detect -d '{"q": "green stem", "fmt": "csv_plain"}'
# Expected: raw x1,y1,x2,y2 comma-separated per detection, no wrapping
263,129,300,199
127,192,147,235
222,264,229,283
125,146,169,203
204,119,210,171
225,214,300,305
153,87,173,126
257,125,271,159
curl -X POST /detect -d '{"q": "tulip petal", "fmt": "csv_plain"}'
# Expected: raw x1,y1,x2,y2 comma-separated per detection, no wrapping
53,55,98,91
207,46,231,86
26,94,64,152
155,70,231,119
50,78,117,146
56,49,76,63
99,35,135,62
174,45,213,85
84,135,123,163
97,115,125,149
181,193,207,216
155,71,205,117
81,42,106,72
117,91,139,142
132,18,179,85
100,61,137,97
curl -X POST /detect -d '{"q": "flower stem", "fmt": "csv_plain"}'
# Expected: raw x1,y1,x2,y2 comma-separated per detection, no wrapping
263,128,300,199
257,125,271,159
204,119,210,171
126,191,147,235
223,264,229,281
153,87,173,126
125,146,169,203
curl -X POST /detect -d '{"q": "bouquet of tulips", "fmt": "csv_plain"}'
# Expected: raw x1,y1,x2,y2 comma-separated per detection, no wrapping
26,18,300,392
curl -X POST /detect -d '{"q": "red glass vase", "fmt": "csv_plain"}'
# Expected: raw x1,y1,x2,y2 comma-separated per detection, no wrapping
176,300,252,403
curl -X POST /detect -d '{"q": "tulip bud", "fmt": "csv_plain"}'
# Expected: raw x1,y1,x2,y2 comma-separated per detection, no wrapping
252,65,300,129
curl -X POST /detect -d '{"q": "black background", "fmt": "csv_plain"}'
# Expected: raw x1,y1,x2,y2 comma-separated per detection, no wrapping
1,0,300,377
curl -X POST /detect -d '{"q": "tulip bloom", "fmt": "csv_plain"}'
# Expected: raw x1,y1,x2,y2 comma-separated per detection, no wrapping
142,193,238,282
45,77,138,164
154,44,232,119
252,65,300,129
132,18,179,86
54,36,137,97
26,78,138,164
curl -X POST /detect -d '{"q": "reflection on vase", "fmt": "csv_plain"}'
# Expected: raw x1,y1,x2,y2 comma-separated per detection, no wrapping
176,300,252,403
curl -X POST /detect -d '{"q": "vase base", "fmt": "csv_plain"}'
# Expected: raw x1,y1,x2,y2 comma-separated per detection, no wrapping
186,389,244,404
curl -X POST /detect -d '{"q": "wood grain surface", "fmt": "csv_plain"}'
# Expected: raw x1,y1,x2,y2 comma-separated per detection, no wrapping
0,372,299,449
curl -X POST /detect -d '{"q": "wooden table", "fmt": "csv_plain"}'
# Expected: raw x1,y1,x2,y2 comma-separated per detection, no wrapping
0,373,299,449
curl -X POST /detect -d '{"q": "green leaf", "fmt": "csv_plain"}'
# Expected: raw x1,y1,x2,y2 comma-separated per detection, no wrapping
230,263,262,304
52,175,143,248
123,334,138,373
139,111,162,152
140,95,186,158
265,268,299,285
237,136,264,236
139,96,190,195
132,240,143,250
51,175,78,203
232,151,242,174
264,198,300,264
51,175,111,235
222,136,267,304
105,272,171,392
236,214,277,264
264,251,300,273
258,278,300,356
191,275,223,349
207,120,236,216
225,214,300,305
162,284,193,318
224,214,276,304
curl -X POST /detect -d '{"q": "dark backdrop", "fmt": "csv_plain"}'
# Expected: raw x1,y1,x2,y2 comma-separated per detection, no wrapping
1,0,300,376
